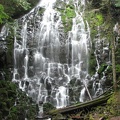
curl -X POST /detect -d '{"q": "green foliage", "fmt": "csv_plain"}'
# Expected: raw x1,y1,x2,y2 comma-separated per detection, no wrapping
65,5,75,18
116,64,120,74
0,80,38,119
0,81,16,118
115,0,120,7
84,92,120,119
0,4,9,24
98,64,107,74
89,114,94,120
58,4,76,33
107,93,116,105
84,11,104,40
16,0,31,10
115,64,120,81
95,14,103,26
106,92,120,116
89,50,97,75
85,11,104,26
0,0,39,25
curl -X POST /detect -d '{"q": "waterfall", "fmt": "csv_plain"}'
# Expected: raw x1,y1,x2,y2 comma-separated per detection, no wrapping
66,0,91,102
92,26,111,97
13,0,92,109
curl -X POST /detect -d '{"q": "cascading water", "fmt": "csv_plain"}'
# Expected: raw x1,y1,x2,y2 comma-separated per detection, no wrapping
12,0,100,110
92,26,111,97
66,0,92,102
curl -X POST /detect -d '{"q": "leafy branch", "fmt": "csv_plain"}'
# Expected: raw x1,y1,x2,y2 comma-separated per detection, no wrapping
0,4,9,24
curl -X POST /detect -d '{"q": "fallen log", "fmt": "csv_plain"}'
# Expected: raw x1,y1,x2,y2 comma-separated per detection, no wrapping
49,92,112,115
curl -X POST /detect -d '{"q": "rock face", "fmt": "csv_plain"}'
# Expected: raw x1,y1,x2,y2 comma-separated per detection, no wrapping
0,0,40,80
0,26,13,80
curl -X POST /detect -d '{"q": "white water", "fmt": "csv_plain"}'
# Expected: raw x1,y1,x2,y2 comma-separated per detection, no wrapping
67,0,91,102
13,0,92,110
91,26,111,98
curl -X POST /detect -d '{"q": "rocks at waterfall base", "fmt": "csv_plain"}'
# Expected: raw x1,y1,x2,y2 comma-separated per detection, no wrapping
0,80,39,119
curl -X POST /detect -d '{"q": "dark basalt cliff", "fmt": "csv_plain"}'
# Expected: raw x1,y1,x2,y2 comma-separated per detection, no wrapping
0,0,40,80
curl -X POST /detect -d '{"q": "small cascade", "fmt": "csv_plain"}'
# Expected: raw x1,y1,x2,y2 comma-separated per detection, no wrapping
0,25,8,39
66,0,91,102
92,26,103,97
0,25,9,80
13,0,70,108
0,25,8,50
92,26,111,97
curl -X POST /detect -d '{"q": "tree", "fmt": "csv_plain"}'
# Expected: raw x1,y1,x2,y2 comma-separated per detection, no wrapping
0,4,9,24
111,32,117,91
108,0,117,91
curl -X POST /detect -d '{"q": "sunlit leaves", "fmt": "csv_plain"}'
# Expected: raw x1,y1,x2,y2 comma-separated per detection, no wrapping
115,0,120,7
0,4,9,24
16,0,31,10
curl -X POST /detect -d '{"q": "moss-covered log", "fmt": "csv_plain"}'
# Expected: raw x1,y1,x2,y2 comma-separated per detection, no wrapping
49,91,112,115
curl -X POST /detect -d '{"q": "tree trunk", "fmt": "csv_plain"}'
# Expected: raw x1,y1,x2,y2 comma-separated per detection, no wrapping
108,0,117,91
111,35,117,91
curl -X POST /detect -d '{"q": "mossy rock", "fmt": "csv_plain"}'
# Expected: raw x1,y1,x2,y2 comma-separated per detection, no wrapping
52,113,65,120
0,80,38,119
89,49,97,75
84,10,104,40
43,102,56,114
57,3,76,33
98,64,107,74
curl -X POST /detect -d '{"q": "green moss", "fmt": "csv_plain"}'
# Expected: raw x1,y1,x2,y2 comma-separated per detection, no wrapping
95,13,103,26
57,4,76,33
0,4,9,24
115,64,120,74
65,5,75,18
0,80,38,119
98,64,107,74
84,11,104,40
89,114,94,120
43,102,55,114
89,50,97,75
52,113,65,120
107,94,116,105
48,109,58,115
86,92,120,119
